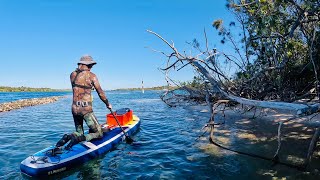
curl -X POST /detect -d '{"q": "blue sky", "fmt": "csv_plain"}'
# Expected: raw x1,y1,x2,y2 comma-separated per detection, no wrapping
0,0,236,90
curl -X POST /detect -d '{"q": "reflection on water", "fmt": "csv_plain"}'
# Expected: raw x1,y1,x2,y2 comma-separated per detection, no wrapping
0,90,318,179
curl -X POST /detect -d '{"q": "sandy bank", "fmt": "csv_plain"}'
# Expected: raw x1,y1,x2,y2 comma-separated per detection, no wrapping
0,96,66,112
192,104,320,178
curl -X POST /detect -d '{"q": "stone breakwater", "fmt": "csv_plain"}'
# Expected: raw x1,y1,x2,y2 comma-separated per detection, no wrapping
0,96,65,112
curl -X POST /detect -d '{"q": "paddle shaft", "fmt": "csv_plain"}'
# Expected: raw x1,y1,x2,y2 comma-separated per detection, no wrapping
108,108,133,143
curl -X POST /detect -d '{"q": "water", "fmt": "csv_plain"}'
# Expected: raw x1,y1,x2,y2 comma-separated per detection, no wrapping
0,91,317,179
0,92,70,103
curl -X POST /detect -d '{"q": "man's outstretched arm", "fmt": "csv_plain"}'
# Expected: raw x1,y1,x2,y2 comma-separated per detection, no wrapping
91,74,112,109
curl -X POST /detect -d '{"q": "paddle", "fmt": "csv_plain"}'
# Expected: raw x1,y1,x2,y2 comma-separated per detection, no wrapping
108,108,134,144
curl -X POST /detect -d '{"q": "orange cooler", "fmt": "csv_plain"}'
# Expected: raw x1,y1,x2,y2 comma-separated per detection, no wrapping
106,108,133,126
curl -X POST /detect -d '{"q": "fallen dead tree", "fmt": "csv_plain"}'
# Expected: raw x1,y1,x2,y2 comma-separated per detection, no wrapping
148,30,320,116
147,29,320,170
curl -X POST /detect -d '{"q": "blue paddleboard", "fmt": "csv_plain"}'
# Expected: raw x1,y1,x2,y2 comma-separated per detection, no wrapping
20,114,140,177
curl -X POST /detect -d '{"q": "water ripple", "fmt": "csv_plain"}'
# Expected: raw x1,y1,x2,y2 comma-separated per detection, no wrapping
0,90,302,179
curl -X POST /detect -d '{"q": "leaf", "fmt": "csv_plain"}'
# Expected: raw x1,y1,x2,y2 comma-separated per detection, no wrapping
229,21,236,26
248,9,255,14
213,19,223,30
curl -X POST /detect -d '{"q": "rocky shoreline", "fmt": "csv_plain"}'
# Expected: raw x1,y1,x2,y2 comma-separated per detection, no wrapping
0,96,66,112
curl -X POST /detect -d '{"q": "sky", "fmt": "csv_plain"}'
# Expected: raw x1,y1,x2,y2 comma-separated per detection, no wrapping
0,0,236,90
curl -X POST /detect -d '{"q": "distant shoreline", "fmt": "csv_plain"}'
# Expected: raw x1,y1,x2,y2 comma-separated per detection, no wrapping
114,86,177,91
0,86,71,92
0,85,176,92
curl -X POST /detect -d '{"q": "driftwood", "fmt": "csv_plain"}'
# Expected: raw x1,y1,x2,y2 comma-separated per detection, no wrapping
148,29,320,169
147,30,320,117
305,128,320,166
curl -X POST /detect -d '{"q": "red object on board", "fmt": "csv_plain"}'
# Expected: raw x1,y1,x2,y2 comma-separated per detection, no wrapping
106,109,133,126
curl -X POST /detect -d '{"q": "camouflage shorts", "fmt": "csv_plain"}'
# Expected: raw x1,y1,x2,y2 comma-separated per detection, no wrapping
72,112,103,141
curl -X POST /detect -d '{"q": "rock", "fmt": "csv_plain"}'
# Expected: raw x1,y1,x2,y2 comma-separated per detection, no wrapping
0,96,66,112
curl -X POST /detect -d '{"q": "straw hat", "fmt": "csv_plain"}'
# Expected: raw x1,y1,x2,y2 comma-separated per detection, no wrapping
78,55,97,65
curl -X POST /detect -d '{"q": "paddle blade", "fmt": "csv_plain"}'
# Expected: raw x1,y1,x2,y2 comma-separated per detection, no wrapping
125,137,134,144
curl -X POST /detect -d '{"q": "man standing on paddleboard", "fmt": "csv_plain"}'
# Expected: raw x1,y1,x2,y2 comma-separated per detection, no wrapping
56,55,112,150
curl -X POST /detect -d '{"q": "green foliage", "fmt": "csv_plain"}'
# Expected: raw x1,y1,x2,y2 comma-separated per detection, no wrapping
0,86,69,92
180,76,206,89
217,0,320,101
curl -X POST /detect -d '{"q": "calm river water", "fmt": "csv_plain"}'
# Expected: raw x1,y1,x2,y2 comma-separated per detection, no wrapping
0,91,317,179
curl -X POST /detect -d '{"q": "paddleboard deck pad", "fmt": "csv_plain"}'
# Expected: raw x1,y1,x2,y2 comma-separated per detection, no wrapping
20,114,140,177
